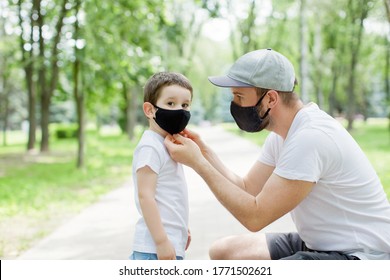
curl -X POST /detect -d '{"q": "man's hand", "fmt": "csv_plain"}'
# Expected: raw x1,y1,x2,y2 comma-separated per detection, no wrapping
180,129,208,153
164,133,204,168
180,129,202,145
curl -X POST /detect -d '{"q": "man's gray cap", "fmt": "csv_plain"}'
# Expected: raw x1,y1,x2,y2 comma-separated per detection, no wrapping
208,48,296,92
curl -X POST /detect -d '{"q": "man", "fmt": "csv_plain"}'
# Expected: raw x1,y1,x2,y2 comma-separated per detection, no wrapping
164,49,390,260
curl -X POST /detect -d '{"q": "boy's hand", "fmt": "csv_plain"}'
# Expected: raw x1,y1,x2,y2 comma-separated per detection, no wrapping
156,239,176,260
185,229,191,250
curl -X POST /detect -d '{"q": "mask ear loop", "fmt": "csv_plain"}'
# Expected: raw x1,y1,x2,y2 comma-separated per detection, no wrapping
255,91,270,117
151,104,159,121
255,92,267,106
260,108,271,119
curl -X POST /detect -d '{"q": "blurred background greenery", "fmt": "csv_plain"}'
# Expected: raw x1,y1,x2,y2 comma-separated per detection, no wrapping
1,0,390,258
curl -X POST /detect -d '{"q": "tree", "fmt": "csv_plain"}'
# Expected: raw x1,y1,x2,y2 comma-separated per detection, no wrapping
384,0,390,132
345,0,372,130
72,0,85,168
299,0,309,103
16,0,71,152
37,0,70,152
81,0,163,141
17,0,37,151
0,9,11,146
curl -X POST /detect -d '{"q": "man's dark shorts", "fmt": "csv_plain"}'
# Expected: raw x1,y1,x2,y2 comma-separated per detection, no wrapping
266,232,359,260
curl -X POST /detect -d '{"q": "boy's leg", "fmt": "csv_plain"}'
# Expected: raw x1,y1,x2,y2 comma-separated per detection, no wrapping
209,233,271,260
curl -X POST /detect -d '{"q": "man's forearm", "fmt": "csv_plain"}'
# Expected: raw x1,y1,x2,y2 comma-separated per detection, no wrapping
201,144,246,189
192,157,263,231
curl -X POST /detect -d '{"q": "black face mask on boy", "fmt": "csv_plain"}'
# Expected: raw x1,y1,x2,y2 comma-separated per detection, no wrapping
230,92,270,133
153,105,191,134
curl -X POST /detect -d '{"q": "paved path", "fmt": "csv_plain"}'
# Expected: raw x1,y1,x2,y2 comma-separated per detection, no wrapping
18,125,295,260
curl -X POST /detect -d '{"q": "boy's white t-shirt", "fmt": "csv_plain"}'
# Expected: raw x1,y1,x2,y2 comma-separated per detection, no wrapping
259,103,390,260
132,130,189,258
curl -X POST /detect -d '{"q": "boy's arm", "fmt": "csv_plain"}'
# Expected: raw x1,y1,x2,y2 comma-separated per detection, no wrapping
137,166,176,260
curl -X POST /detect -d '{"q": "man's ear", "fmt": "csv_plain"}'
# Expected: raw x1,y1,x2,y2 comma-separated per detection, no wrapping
143,102,155,119
267,90,278,108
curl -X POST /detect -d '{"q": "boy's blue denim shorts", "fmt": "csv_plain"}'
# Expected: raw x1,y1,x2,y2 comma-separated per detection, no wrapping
130,251,183,260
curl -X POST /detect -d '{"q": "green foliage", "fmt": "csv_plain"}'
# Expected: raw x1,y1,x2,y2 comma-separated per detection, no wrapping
52,123,78,139
0,129,139,220
1,0,389,146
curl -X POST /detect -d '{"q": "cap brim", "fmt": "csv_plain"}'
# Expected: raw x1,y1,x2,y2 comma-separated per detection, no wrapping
208,75,253,88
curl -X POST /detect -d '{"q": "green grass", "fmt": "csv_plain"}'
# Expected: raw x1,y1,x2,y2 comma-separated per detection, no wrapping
348,119,390,198
0,127,142,258
222,118,390,199
0,129,141,219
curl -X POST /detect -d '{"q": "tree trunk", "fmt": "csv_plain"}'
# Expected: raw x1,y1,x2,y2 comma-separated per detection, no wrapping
40,92,50,152
312,20,325,108
26,66,36,151
299,0,309,104
122,83,137,141
73,0,85,168
18,0,37,151
39,0,69,152
387,35,390,134
346,0,370,131
384,0,390,133
36,0,48,152
129,86,139,141
1,58,10,146
328,67,338,117
74,59,86,169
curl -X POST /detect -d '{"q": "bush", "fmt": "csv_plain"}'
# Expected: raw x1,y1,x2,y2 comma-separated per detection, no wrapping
52,123,78,139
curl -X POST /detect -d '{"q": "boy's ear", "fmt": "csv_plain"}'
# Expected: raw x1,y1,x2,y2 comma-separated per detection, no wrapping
143,102,155,119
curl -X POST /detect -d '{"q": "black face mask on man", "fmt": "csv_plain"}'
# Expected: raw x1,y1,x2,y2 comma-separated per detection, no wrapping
230,92,270,133
153,105,191,134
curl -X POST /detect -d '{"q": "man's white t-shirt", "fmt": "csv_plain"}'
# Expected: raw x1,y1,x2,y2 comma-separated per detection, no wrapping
259,103,390,259
132,130,189,258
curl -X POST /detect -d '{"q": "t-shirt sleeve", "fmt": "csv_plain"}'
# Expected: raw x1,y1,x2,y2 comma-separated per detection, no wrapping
133,145,163,175
274,129,332,182
258,132,282,167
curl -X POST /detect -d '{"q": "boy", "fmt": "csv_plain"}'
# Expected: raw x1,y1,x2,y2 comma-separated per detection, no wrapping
130,72,193,260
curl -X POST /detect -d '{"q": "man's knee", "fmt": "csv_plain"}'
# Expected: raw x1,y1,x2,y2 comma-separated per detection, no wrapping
209,233,270,260
209,236,234,260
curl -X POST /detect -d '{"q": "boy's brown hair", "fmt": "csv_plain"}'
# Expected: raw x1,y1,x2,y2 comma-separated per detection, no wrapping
144,72,193,104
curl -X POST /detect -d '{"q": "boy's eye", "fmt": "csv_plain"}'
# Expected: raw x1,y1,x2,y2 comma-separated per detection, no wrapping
167,102,175,106
182,103,189,109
